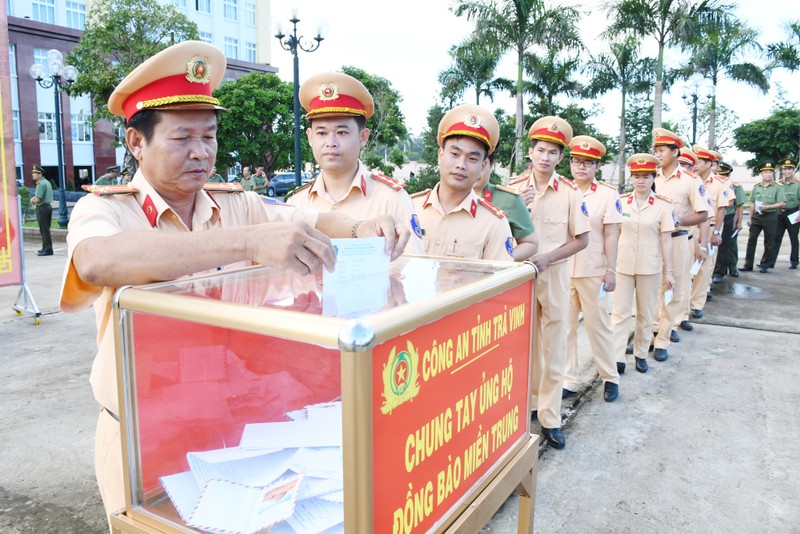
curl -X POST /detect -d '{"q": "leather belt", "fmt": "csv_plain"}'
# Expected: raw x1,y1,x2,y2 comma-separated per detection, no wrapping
671,230,688,237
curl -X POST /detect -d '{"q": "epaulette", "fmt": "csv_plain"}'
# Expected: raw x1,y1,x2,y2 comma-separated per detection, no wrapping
203,182,243,193
620,192,632,198
655,194,673,203
559,176,580,190
371,172,405,191
495,184,521,196
81,184,138,196
284,181,311,200
507,175,529,186
732,182,740,187
478,198,507,218
410,189,430,199
598,180,617,190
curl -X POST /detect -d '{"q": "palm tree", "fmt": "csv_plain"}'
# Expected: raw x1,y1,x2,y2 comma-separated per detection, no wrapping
679,16,767,148
438,32,504,106
768,19,800,71
454,0,582,170
604,0,730,130
524,49,584,116
587,36,655,189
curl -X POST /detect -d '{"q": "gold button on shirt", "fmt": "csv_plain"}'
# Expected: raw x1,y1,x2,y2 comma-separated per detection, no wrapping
617,192,676,276
411,183,513,261
569,180,623,277
287,161,424,254
654,167,709,230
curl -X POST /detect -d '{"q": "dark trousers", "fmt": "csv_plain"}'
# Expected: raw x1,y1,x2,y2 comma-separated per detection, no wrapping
36,203,52,253
770,209,799,266
744,212,778,269
714,212,735,276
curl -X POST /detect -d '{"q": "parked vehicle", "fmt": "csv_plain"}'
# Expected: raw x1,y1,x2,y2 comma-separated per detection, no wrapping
266,172,313,197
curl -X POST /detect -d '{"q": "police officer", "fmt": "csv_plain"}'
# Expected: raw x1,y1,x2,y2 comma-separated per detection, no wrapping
509,116,589,449
562,135,622,403
206,166,225,183
411,104,513,260
30,164,53,256
613,154,675,374
288,72,424,254
95,165,119,185
239,166,255,191
253,166,268,194
472,152,538,260
119,168,132,185
713,161,745,280
743,162,786,272
769,159,799,269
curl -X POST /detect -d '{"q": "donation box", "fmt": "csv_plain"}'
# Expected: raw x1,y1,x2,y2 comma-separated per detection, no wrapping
110,256,539,534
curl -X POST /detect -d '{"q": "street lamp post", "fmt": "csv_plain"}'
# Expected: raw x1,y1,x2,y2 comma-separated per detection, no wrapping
30,49,77,228
681,72,714,147
275,12,324,188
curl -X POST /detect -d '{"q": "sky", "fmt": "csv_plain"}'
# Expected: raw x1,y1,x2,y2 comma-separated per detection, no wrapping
268,0,799,163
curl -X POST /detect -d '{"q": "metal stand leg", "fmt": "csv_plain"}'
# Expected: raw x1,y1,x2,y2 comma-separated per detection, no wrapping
13,282,41,324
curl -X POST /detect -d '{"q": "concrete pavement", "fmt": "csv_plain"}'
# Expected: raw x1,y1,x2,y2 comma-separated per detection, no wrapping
1,223,798,533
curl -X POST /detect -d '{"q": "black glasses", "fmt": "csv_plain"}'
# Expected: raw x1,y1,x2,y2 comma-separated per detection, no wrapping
570,158,596,168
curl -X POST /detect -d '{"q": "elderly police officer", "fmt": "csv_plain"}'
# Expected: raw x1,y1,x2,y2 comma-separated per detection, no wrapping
743,162,786,273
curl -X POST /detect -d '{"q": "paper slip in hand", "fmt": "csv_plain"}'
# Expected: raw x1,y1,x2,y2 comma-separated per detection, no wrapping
323,238,390,317
689,259,703,276
664,288,674,305
789,210,800,225
731,228,740,238
755,200,763,213
597,282,607,299
324,237,389,280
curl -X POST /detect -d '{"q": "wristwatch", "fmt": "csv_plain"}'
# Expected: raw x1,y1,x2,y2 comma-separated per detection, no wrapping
713,229,722,235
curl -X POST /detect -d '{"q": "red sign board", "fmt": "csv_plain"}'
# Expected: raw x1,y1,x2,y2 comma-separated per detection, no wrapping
372,281,533,533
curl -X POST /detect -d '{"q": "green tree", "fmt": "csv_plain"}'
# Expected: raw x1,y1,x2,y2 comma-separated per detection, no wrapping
420,105,446,166
454,0,582,171
214,72,296,174
767,20,800,71
438,32,504,105
587,36,655,189
734,109,800,172
67,0,199,126
676,101,739,152
605,0,729,130
523,49,584,116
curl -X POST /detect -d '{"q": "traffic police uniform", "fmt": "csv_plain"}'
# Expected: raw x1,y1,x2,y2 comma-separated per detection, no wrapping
652,129,708,354
613,154,675,370
288,72,424,255
713,161,745,278
58,41,322,520
770,159,799,268
743,162,787,271
563,136,622,400
410,104,513,261
509,116,589,436
31,164,54,255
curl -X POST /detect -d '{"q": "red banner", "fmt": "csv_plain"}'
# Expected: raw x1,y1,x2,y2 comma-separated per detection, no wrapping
0,4,23,288
372,281,533,533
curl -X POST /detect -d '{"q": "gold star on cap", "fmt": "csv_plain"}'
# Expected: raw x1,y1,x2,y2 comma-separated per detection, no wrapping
186,56,210,84
466,114,482,128
319,83,339,101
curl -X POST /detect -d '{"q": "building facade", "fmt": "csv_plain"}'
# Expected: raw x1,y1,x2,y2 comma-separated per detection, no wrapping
6,0,275,188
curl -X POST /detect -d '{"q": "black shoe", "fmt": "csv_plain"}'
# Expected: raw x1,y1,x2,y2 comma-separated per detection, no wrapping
712,275,723,283
691,309,703,319
729,269,740,277
541,427,566,449
530,410,538,422
635,357,648,373
603,382,619,402
617,362,626,374
706,292,713,301
740,266,753,272
678,321,693,332
759,266,768,273
767,264,775,268
562,388,576,400
653,348,669,362
37,250,53,256
670,329,681,342
625,343,634,355
791,263,798,270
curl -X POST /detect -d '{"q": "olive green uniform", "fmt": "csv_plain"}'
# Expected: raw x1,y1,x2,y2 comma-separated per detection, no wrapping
771,179,800,267
34,176,54,253
480,183,535,240
744,182,786,270
95,175,117,186
239,175,256,191
206,173,225,183
715,181,745,277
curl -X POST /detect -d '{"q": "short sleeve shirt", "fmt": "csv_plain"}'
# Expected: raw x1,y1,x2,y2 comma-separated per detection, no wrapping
655,166,709,231
59,171,318,413
34,178,53,204
749,182,786,212
411,183,513,261
702,175,732,224
569,179,623,278
510,172,589,264
617,193,676,276
240,176,256,191
287,161,424,255
206,174,226,183
480,183,535,240
781,181,800,210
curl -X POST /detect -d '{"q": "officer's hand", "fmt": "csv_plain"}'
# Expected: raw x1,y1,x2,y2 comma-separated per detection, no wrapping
696,247,708,263
247,222,336,275
530,252,551,273
665,272,676,292
602,270,616,292
521,185,535,206
357,215,410,261
711,234,722,246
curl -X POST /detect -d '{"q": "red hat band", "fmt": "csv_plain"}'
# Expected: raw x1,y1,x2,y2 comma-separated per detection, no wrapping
571,146,602,160
630,162,658,173
654,135,681,147
306,94,367,118
695,149,714,161
531,127,567,146
122,73,219,122
443,123,491,150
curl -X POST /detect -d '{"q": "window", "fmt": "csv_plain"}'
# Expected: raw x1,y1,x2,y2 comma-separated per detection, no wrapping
244,2,256,26
13,110,21,141
172,0,186,7
8,43,16,77
196,0,210,14
33,48,48,68
32,0,55,24
245,42,256,63
71,112,92,142
199,31,212,44
65,1,86,29
38,112,56,141
224,37,239,60
223,0,237,20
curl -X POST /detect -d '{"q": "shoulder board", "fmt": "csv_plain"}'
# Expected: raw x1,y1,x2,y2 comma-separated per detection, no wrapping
203,182,243,193
620,192,632,198
732,182,740,187
494,184,521,196
655,194,673,203
598,180,617,190
559,176,580,190
410,189,430,199
507,175,529,186
478,198,507,218
371,172,406,191
81,184,138,196
284,181,312,200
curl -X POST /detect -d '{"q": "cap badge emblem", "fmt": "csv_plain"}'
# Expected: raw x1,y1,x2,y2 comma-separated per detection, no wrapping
186,56,210,84
466,114,481,129
549,123,559,132
581,142,590,149
319,83,339,101
637,157,646,164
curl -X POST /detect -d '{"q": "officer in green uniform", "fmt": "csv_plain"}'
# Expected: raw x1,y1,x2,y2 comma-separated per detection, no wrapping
472,152,538,260
95,165,119,185
713,161,746,280
770,159,799,269
253,166,268,194
119,168,132,185
742,161,786,273
206,166,226,183
30,164,54,256
239,165,255,191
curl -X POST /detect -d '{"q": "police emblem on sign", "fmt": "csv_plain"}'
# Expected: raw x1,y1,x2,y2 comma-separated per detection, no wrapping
380,342,421,415
615,199,623,214
411,214,423,238
581,202,589,217
505,237,514,257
